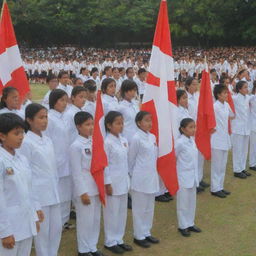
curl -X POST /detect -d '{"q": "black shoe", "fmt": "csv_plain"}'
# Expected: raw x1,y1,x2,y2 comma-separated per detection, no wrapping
78,253,93,256
133,238,151,248
188,226,202,233
199,181,210,188
70,209,76,220
178,228,190,237
234,172,247,179
155,195,170,202
211,191,226,198
145,236,160,244
104,245,124,254
222,189,231,195
91,251,107,256
118,244,133,251
164,192,174,200
243,170,252,176
128,194,132,209
197,186,205,193
249,166,256,171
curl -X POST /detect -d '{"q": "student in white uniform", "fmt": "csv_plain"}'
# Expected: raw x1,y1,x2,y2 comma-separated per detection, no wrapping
19,103,62,256
70,111,107,256
103,111,132,254
175,118,201,237
101,78,119,116
44,89,73,229
231,81,252,179
211,85,234,198
64,86,87,144
57,71,73,98
0,113,40,256
128,111,160,248
0,87,25,119
82,80,97,117
177,90,192,126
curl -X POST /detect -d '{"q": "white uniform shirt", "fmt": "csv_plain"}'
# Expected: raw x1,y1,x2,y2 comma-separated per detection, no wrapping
19,131,60,207
0,147,38,241
82,100,96,117
102,94,119,116
57,84,73,98
250,95,256,133
0,107,25,119
231,93,251,135
177,106,192,126
128,129,159,194
187,91,199,121
175,134,199,188
134,77,146,95
41,90,52,109
211,100,234,150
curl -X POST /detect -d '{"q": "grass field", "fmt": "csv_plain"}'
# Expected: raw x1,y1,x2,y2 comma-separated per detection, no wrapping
30,84,256,256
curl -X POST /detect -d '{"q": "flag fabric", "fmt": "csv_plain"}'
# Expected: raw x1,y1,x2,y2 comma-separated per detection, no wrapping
141,0,179,196
227,91,235,134
90,90,108,205
0,0,30,101
195,68,216,160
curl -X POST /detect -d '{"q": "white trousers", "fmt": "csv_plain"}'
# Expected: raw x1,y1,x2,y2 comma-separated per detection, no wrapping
155,176,167,196
60,201,71,226
34,204,62,256
249,131,256,167
231,134,249,173
0,237,32,256
74,195,101,253
198,151,205,182
103,194,128,247
131,190,155,240
211,149,228,192
176,183,197,229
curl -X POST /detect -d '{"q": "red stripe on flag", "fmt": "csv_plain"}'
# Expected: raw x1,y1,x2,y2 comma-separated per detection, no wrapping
146,72,160,87
167,80,177,104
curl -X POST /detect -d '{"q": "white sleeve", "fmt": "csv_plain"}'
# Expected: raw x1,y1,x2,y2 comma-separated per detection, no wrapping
128,137,139,175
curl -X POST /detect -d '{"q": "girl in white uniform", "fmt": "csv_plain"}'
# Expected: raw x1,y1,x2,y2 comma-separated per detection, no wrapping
177,89,192,126
103,111,132,254
19,103,62,256
44,89,73,229
128,111,160,248
231,81,251,178
82,80,97,117
0,113,40,256
118,80,139,144
210,85,234,198
41,75,58,109
0,87,25,119
175,118,201,237
70,111,107,256
101,78,119,115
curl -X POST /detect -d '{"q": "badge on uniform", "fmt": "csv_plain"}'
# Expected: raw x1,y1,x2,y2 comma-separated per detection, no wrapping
85,148,91,155
6,167,14,175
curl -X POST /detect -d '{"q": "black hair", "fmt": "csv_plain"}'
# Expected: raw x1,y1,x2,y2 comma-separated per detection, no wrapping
185,77,195,91
120,79,138,98
74,111,93,126
235,80,247,93
73,78,83,85
0,87,18,109
176,89,187,102
252,80,256,95
104,111,123,132
112,67,119,72
101,78,116,94
213,84,228,100
135,111,151,128
210,69,217,74
138,68,146,75
219,76,229,85
80,67,87,74
84,79,97,92
25,103,47,132
49,89,68,109
71,86,87,97
118,67,125,73
90,67,98,76
58,71,69,79
126,67,133,75
104,66,112,74
179,118,195,134
0,113,25,142
46,74,57,83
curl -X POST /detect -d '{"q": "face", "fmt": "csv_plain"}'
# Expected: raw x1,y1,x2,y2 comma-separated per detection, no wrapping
217,90,228,102
223,78,230,87
82,69,89,76
5,90,20,110
92,71,98,78
107,116,124,135
137,114,152,132
181,121,196,137
239,84,249,95
72,91,87,108
74,79,84,87
0,127,24,150
124,89,137,101
106,82,116,96
27,108,48,132
178,93,188,108
59,74,70,85
54,95,68,113
49,79,58,90
127,69,135,79
106,69,112,76
139,72,147,81
77,118,94,137
112,69,120,79
187,79,198,94
87,91,96,102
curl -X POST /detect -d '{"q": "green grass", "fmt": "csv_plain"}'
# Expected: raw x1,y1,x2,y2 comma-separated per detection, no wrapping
30,84,256,256
30,83,49,102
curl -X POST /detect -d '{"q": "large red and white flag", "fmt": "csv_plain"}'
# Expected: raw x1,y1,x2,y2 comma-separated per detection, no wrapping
141,0,179,195
90,90,108,205
0,0,30,101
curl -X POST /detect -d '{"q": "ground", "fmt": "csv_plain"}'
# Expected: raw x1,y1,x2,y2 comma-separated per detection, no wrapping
30,84,256,256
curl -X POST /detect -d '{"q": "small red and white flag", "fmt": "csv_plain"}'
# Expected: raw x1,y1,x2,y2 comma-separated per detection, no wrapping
141,0,179,195
90,90,108,205
0,0,30,101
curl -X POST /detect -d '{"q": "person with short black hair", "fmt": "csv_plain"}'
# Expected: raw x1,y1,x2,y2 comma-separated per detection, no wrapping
134,68,147,100
57,71,73,98
82,80,97,117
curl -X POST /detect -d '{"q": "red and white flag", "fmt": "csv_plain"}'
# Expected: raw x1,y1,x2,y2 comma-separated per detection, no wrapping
0,0,30,101
90,90,108,205
141,0,179,195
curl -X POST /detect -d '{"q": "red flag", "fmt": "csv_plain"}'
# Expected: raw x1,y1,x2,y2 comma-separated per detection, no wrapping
0,1,30,101
141,0,179,195
195,69,216,160
90,90,108,205
227,91,235,134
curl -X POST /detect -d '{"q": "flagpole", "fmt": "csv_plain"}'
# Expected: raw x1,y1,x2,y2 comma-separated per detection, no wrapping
0,0,7,19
